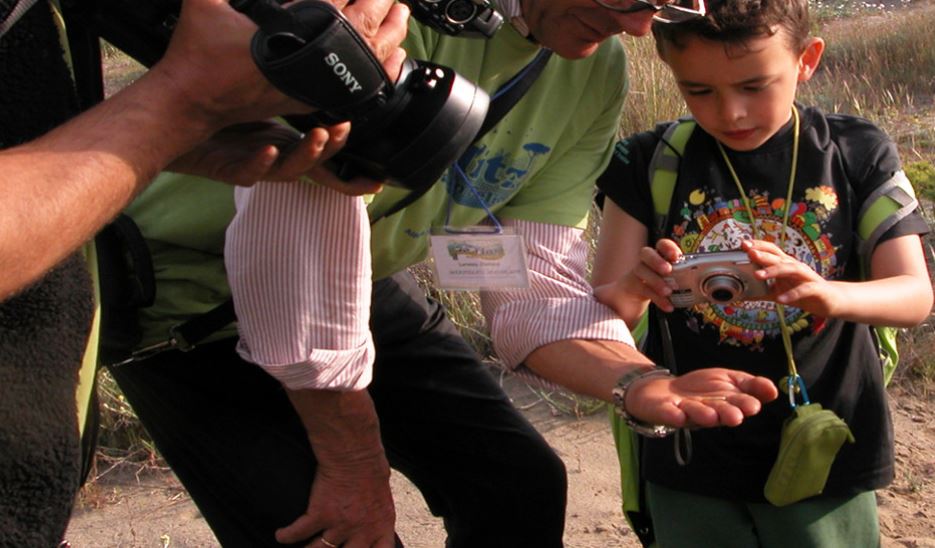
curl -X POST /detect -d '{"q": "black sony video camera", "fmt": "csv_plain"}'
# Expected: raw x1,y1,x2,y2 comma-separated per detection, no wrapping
63,0,504,192
235,0,492,191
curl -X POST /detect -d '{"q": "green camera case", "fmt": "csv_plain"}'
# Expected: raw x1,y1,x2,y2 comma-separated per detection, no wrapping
764,403,855,507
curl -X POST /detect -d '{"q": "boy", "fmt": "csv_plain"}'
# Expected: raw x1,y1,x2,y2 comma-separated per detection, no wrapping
593,0,933,546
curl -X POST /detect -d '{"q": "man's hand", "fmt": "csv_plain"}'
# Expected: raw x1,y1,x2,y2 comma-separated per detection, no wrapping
626,368,779,429
331,0,409,82
278,389,397,548
154,0,409,137
167,120,384,194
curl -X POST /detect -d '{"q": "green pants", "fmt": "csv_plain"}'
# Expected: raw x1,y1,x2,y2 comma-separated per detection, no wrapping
646,482,880,548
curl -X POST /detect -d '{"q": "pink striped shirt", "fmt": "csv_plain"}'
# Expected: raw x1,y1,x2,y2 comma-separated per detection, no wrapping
225,183,634,390
225,181,375,390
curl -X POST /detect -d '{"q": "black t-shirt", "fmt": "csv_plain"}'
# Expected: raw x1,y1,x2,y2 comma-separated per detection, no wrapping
597,105,929,501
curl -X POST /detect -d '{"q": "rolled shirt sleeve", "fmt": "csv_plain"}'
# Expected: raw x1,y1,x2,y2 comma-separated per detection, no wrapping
481,218,635,369
225,181,374,391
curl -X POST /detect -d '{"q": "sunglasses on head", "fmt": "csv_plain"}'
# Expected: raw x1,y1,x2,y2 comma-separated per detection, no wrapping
591,0,706,23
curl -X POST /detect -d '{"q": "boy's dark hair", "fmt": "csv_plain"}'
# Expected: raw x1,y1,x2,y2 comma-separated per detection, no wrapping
652,0,811,56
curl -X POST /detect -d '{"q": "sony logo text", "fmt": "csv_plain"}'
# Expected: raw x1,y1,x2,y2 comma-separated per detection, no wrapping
324,53,363,94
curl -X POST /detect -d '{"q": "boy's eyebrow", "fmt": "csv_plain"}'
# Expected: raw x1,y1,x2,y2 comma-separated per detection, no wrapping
677,75,772,87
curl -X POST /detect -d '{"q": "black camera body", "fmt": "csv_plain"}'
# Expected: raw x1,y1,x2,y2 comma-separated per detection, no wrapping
401,0,503,38
238,0,490,191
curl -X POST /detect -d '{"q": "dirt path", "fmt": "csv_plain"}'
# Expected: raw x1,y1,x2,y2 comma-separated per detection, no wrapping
66,375,935,547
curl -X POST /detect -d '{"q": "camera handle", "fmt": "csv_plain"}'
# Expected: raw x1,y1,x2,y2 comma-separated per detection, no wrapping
236,0,392,116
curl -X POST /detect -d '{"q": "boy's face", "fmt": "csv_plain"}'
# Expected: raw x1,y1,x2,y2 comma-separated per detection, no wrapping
520,0,657,59
659,28,824,151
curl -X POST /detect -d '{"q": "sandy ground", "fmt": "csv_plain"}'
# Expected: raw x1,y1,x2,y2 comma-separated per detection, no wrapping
65,372,935,548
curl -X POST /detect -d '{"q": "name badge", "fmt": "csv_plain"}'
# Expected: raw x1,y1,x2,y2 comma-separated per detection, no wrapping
428,227,530,290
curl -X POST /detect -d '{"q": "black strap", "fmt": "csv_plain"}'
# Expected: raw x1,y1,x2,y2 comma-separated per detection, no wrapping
371,48,553,224
60,0,105,109
171,299,237,350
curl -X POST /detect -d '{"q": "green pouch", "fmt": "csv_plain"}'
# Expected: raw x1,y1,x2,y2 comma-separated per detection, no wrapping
763,403,855,506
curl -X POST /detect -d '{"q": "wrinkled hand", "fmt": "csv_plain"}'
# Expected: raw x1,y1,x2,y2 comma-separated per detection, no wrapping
742,239,841,316
626,368,778,429
276,451,397,548
167,120,384,193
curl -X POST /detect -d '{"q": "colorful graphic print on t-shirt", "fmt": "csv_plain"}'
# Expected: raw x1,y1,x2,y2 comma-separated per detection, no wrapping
669,183,842,350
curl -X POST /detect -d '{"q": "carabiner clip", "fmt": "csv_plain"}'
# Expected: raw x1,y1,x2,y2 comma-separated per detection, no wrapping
785,374,811,409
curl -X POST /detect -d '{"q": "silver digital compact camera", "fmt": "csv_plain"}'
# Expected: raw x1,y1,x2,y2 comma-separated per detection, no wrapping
664,250,770,308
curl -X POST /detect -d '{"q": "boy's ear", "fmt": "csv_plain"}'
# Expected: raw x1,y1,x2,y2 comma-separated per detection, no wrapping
797,37,825,82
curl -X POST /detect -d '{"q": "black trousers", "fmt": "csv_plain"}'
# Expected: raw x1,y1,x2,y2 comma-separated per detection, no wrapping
110,270,567,547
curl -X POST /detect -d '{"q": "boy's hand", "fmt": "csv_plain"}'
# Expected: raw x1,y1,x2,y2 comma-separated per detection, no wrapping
742,239,843,316
615,238,683,313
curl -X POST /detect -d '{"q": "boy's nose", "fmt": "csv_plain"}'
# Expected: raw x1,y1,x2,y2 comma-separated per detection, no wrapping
719,96,747,124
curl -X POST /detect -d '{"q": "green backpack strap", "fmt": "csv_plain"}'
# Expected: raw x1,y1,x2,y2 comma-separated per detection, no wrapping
610,119,696,548
649,118,697,238
855,169,919,385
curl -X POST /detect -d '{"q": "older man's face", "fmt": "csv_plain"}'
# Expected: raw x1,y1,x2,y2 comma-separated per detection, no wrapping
520,0,656,59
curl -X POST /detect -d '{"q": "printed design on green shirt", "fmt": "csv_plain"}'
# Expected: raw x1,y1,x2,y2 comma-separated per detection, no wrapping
671,182,842,350
447,141,552,208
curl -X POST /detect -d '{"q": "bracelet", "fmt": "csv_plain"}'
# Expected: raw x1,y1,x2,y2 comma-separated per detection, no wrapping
612,366,677,438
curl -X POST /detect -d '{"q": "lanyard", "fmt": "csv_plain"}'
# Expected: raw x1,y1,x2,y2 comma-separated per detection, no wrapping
441,49,552,235
716,106,809,407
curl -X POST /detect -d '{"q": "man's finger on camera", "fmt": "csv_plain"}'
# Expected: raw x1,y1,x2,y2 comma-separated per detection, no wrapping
340,0,410,77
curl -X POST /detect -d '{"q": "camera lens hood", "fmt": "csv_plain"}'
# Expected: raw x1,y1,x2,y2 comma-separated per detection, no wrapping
334,59,490,192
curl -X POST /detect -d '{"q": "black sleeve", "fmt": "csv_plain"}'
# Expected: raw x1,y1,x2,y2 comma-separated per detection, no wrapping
595,124,668,230
830,114,901,204
828,114,931,243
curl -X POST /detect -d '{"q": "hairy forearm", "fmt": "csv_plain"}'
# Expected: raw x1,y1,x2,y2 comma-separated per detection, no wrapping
286,388,388,469
525,338,656,402
0,68,216,299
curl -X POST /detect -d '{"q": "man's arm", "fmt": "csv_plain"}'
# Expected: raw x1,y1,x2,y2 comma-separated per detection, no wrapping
0,0,296,298
276,389,396,548
0,0,407,298
484,218,778,429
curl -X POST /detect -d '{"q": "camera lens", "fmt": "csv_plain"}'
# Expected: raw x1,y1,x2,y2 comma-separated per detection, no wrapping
702,275,744,304
445,0,478,24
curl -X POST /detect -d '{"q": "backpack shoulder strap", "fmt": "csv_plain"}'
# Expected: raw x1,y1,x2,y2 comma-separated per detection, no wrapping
629,118,695,346
852,169,918,386
648,117,696,239
855,169,919,277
